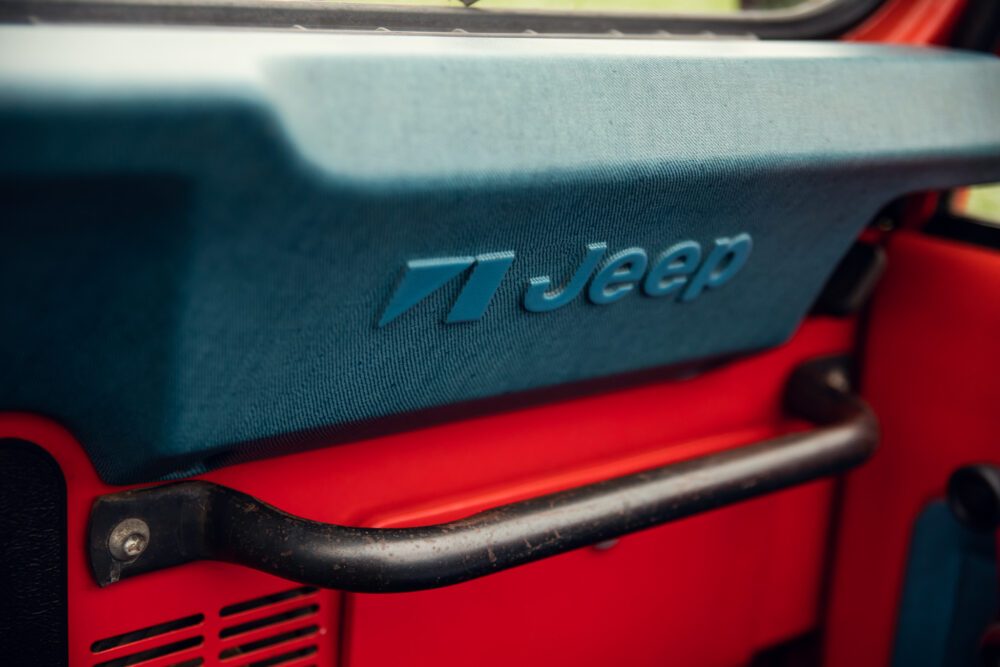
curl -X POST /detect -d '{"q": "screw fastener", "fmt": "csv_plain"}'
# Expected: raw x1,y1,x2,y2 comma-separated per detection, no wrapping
122,533,146,557
825,367,851,393
108,518,150,562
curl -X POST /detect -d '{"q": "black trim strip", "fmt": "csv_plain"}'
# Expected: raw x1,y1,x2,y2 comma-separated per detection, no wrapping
925,212,1000,253
0,0,885,39
951,0,1000,52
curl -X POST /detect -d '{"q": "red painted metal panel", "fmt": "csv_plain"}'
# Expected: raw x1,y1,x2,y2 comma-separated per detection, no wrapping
824,232,1000,667
2,1,988,665
344,481,834,667
847,0,967,45
2,316,853,666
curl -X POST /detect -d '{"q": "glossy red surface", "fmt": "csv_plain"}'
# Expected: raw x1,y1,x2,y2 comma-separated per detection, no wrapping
2,317,854,667
824,231,1000,667
847,0,967,45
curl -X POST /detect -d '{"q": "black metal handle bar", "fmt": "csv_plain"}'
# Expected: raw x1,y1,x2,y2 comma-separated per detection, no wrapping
88,357,877,592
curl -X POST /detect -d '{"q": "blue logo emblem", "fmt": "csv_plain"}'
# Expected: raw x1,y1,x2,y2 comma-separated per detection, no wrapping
378,234,751,327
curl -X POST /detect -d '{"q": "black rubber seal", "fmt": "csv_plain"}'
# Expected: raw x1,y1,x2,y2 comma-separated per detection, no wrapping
0,0,886,39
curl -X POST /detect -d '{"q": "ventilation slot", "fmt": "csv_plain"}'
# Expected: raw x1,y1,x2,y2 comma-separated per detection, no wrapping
92,636,204,667
219,587,321,665
219,605,319,640
245,645,318,667
85,586,327,666
220,587,318,618
219,625,319,660
90,614,205,667
91,614,204,652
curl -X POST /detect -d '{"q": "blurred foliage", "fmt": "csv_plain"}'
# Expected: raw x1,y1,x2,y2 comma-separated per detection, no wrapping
958,183,1000,226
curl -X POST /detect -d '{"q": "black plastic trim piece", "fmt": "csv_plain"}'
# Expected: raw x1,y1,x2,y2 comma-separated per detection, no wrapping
951,0,1000,52
948,464,1000,533
812,241,887,317
925,212,1000,253
0,0,885,39
89,357,878,592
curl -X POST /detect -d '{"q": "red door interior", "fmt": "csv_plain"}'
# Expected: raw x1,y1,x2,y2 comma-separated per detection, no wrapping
2,1,999,666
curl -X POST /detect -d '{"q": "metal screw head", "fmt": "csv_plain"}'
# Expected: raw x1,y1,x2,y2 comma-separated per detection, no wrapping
122,533,147,557
825,367,851,393
108,518,150,562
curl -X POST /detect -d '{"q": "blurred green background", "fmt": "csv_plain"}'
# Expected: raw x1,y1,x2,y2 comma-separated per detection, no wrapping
961,184,1000,226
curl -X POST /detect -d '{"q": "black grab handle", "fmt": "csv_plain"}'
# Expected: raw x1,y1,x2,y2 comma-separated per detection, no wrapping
88,357,877,592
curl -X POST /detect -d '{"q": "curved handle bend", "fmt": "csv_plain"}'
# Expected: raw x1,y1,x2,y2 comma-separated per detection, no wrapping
89,357,877,591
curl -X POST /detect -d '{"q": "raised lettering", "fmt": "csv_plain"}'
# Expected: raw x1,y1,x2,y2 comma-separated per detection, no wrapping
524,242,607,312
588,247,648,305
643,241,701,298
681,233,752,302
380,232,752,327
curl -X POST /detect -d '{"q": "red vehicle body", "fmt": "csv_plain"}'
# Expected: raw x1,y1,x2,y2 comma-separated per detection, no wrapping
2,1,999,666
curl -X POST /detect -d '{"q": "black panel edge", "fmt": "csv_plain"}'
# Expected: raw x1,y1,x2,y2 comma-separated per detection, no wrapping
951,0,1000,52
0,0,885,39
925,210,1000,254
0,438,69,667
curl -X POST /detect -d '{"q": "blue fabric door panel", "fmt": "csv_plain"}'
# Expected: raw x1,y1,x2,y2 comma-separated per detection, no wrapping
1,28,999,483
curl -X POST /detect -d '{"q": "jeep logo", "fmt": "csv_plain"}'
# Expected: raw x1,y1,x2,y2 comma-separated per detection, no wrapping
378,234,752,327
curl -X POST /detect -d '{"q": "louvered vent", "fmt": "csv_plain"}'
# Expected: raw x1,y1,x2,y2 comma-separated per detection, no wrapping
89,614,205,667
217,586,321,666
88,586,325,667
